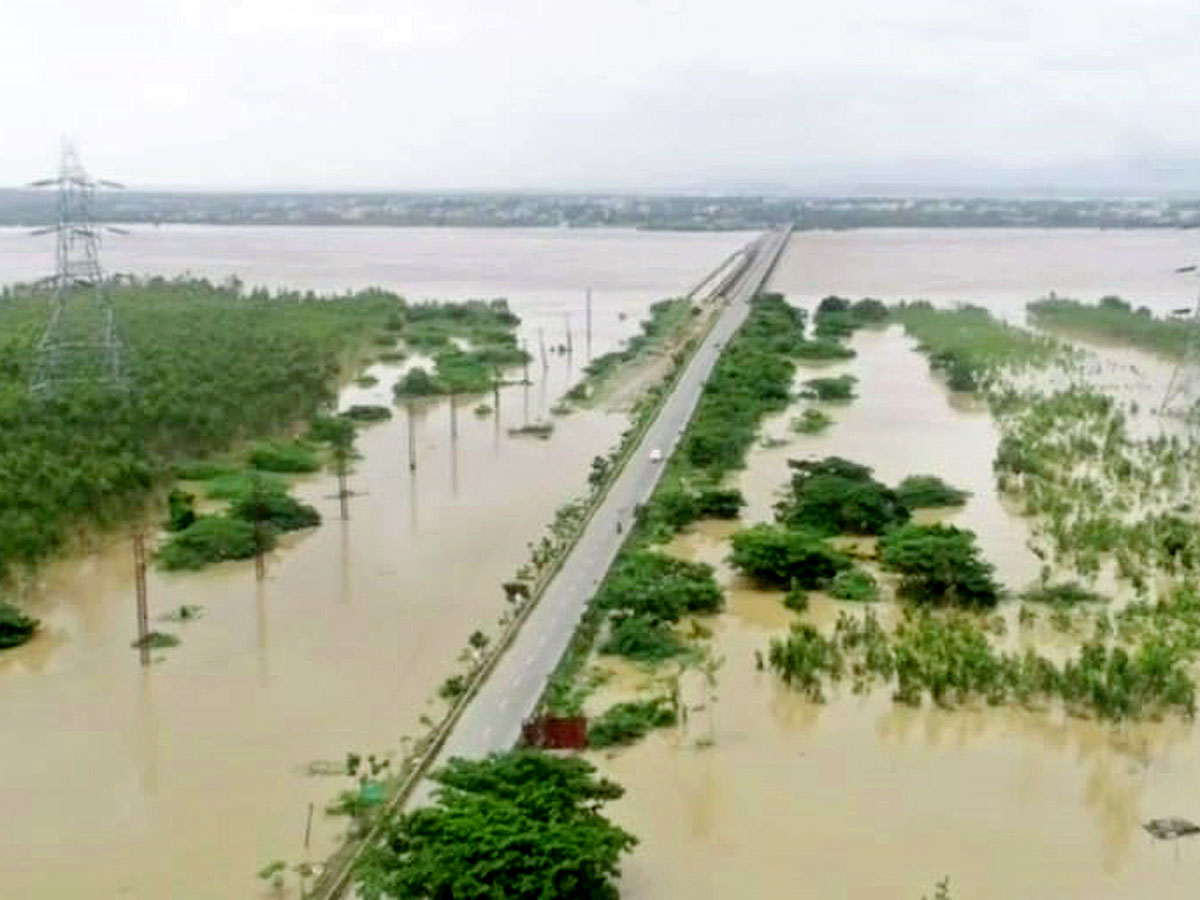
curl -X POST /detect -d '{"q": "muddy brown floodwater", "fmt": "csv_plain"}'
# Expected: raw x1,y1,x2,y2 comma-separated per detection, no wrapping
2,227,1198,898
590,237,1200,900
0,227,751,899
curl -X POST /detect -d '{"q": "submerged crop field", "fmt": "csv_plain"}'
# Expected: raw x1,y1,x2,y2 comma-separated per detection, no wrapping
0,279,395,578
556,286,1200,899
0,279,543,645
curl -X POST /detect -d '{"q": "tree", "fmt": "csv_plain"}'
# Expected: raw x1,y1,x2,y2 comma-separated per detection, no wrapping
588,455,610,491
895,475,969,509
324,418,361,520
879,524,1000,608
595,550,722,621
776,456,908,535
729,523,849,589
357,751,636,900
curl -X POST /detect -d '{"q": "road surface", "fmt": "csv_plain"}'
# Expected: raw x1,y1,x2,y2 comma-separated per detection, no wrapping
407,225,792,806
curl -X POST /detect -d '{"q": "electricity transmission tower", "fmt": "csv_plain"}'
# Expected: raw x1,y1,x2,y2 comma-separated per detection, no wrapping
28,140,128,396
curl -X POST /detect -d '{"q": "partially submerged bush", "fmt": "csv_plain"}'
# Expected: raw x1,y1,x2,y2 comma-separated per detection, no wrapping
896,475,969,509
588,699,677,748
879,524,1000,608
0,600,39,649
595,551,722,621
776,457,909,535
601,615,688,662
802,374,857,401
229,488,320,533
791,408,833,435
768,623,843,701
729,523,849,589
829,568,880,602
157,515,265,570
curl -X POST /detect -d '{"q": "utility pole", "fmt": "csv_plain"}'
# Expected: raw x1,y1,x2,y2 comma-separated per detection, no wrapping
406,402,417,472
585,287,593,360
133,530,149,664
28,139,129,397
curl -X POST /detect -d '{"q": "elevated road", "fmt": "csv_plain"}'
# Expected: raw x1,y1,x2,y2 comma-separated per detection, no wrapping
406,225,792,806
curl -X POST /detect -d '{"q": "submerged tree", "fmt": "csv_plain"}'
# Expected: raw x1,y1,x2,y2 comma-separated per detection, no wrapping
880,524,1000,608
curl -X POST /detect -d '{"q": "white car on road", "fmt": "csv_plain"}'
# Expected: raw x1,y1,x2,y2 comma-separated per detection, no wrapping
649,448,663,463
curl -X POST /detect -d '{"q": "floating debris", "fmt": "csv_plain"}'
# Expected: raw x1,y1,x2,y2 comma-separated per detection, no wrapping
158,604,204,623
1144,817,1200,840
508,422,554,439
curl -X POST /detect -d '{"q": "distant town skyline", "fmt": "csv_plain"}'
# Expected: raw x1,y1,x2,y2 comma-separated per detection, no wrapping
5,0,1200,193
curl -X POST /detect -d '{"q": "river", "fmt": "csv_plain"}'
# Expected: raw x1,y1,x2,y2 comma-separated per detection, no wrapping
0,226,1196,898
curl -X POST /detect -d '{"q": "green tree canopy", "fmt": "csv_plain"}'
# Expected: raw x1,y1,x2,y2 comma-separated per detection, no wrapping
358,751,636,900
729,523,849,589
595,550,722,622
879,524,1000,608
776,457,909,535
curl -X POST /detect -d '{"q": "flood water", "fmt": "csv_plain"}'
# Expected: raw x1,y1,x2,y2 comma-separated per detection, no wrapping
0,226,750,899
1,226,1198,899
592,232,1200,900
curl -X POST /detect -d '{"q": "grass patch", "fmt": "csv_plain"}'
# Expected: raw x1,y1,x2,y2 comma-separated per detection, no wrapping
588,699,677,748
1021,581,1107,605
600,615,689,663
204,471,286,501
248,440,321,473
171,458,242,481
891,302,1061,392
1027,295,1185,357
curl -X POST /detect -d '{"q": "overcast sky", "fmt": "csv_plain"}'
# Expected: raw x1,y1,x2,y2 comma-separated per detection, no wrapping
4,0,1200,192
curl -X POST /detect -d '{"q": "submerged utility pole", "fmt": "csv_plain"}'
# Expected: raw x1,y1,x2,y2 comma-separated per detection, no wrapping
406,402,417,472
28,139,129,397
133,530,149,664
585,287,593,360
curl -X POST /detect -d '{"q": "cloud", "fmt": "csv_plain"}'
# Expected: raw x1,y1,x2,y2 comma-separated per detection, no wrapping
2,0,1199,191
